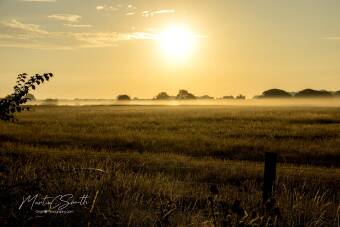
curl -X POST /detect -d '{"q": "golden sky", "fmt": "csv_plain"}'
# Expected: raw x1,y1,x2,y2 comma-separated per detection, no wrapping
0,0,340,99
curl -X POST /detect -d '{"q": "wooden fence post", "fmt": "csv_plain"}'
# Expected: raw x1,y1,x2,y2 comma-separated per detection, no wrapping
263,152,277,203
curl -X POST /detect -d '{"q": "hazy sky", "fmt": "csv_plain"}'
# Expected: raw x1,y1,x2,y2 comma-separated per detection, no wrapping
0,0,340,99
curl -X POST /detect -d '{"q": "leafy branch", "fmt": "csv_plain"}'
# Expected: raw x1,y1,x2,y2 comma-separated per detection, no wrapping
0,73,54,122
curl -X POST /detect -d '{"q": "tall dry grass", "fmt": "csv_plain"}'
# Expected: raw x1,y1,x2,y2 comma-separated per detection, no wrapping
0,106,339,226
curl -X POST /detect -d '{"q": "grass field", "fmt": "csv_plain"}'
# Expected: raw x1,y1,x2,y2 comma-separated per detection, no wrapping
1,105,340,226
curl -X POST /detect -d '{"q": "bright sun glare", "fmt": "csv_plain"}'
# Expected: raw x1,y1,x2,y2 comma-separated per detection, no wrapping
158,24,196,62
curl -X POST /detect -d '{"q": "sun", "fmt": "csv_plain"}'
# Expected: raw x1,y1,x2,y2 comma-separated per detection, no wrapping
158,24,197,61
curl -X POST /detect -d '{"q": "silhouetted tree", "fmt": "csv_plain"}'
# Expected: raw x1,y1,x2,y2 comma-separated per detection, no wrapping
261,89,292,98
117,95,131,101
295,89,332,98
176,90,196,100
223,96,234,99
334,91,340,97
0,73,54,122
236,94,246,100
154,92,171,100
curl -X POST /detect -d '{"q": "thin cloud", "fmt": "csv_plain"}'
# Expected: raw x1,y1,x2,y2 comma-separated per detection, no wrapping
72,32,156,48
1,19,48,34
141,9,175,18
96,4,136,12
127,4,137,10
0,19,204,50
71,32,122,48
96,5,117,11
64,24,92,28
48,14,81,23
21,0,56,2
96,5,105,11
0,19,156,49
127,32,156,40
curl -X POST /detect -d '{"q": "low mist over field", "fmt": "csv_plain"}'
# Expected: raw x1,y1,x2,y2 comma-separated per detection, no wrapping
28,98,340,107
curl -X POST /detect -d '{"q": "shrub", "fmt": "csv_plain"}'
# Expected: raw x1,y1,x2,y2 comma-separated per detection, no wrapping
0,73,54,122
154,92,171,100
236,94,246,100
117,95,131,101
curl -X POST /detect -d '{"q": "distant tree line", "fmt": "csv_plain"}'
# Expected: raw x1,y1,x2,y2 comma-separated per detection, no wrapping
114,88,340,101
116,90,246,101
151,90,245,100
254,88,340,99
